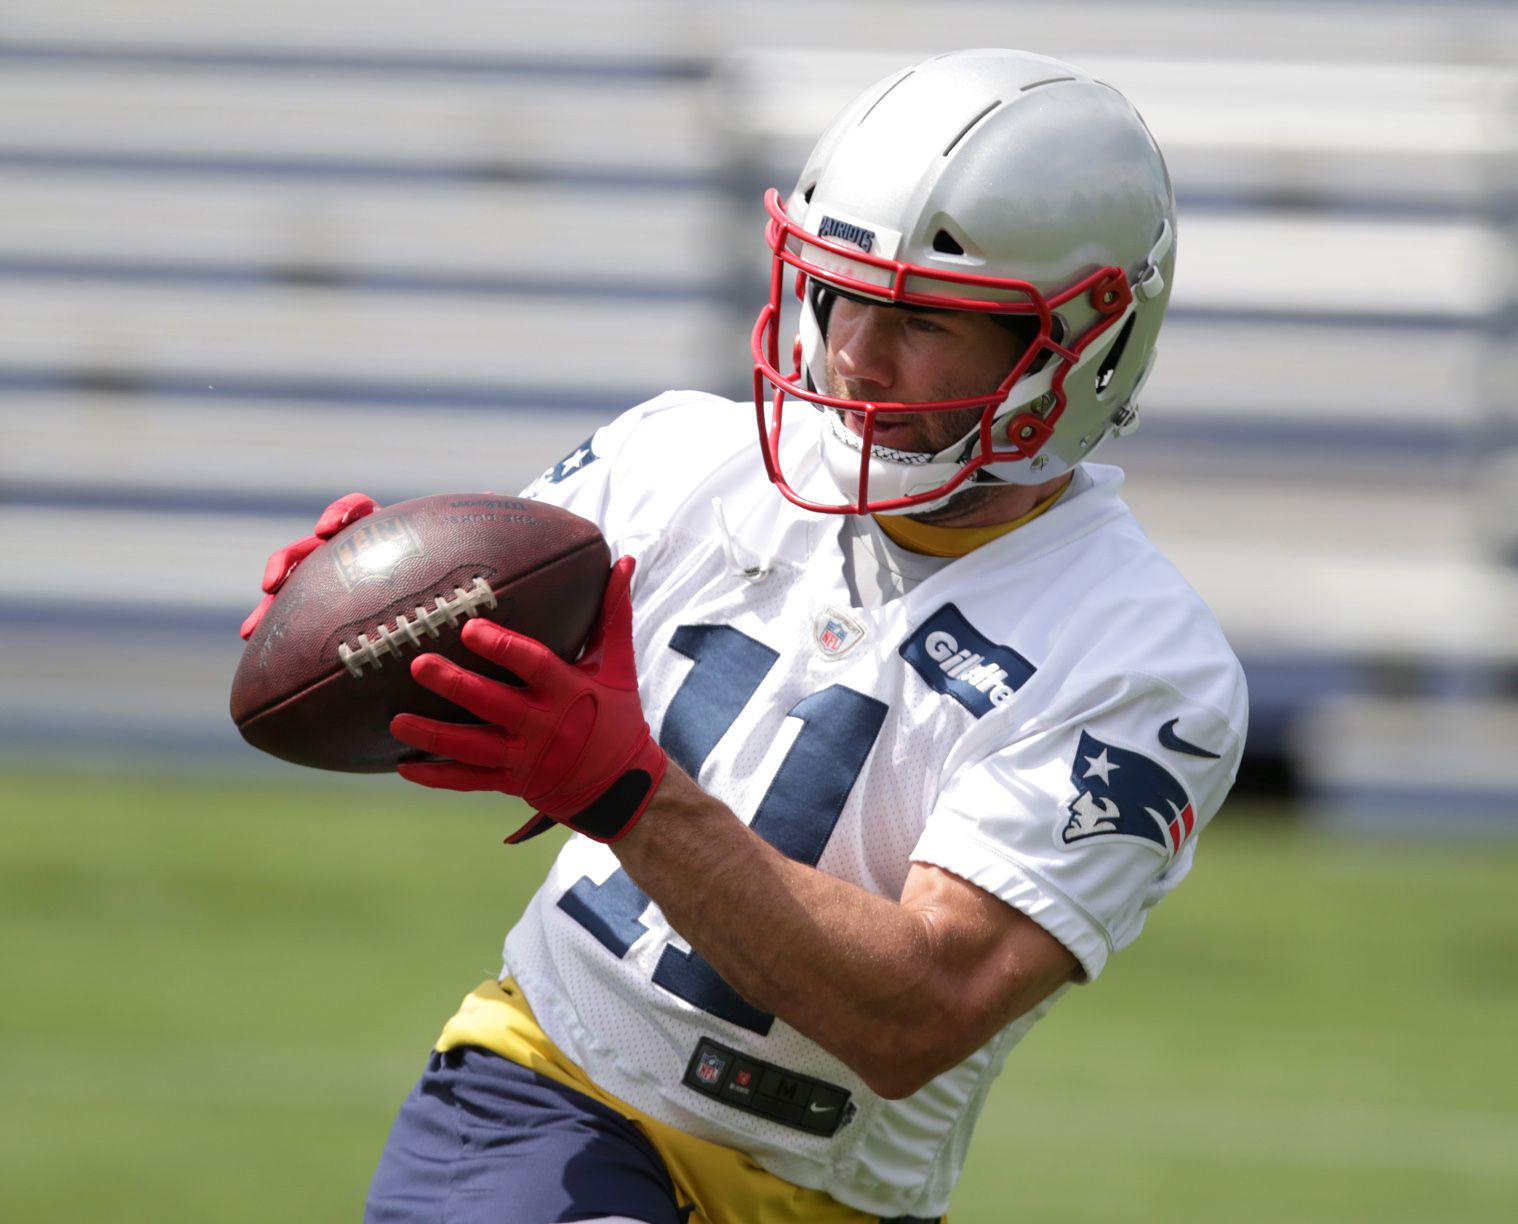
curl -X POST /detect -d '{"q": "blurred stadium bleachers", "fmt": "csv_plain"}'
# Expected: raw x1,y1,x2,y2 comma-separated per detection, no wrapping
2,0,1516,822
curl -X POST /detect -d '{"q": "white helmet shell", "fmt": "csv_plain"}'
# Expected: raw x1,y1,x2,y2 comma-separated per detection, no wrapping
751,48,1177,514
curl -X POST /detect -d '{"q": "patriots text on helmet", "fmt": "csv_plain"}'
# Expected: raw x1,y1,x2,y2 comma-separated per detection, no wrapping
816,216,877,253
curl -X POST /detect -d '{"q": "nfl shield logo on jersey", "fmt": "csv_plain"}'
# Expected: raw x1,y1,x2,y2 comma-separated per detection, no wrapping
1060,730,1196,856
813,606,867,659
695,1050,726,1086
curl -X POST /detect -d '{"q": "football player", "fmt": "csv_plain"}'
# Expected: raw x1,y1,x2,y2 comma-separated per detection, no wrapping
248,48,1247,1224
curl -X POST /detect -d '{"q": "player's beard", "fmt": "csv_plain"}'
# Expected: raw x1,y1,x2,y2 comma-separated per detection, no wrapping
824,364,1009,525
903,476,1010,525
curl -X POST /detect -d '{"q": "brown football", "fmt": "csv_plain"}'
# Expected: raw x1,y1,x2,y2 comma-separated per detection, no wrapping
230,493,610,772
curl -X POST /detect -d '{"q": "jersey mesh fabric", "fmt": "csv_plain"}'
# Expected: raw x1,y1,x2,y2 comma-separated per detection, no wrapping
497,392,1246,1217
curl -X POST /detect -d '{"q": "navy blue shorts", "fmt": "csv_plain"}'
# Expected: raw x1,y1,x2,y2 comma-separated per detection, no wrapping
364,1046,687,1224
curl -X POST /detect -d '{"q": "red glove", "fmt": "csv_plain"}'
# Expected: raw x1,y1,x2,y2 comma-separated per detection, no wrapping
239,492,380,639
391,556,668,844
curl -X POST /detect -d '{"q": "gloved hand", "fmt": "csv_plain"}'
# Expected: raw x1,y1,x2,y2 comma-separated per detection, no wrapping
239,492,380,639
391,556,668,845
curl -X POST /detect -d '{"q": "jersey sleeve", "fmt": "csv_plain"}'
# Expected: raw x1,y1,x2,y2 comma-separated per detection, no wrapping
516,390,751,558
910,670,1246,982
516,407,636,527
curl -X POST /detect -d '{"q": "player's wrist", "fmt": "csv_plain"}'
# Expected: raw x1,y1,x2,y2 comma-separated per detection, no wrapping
535,736,668,843
607,758,740,867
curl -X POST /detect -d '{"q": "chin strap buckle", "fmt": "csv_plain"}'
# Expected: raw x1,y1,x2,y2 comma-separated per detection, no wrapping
1109,348,1159,440
1136,218,1173,302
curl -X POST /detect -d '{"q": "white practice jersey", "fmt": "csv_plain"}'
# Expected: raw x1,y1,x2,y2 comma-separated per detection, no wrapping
503,391,1247,1218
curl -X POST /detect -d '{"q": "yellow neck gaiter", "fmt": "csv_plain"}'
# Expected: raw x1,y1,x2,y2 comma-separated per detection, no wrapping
873,478,1071,558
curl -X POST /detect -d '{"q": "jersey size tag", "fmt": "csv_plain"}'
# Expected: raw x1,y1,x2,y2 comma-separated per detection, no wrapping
682,1038,856,1137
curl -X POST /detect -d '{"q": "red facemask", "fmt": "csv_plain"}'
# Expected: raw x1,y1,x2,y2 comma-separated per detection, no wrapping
749,189,1133,514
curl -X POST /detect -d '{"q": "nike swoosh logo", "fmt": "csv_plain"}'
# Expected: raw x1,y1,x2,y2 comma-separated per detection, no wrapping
808,1101,836,1114
1159,718,1221,759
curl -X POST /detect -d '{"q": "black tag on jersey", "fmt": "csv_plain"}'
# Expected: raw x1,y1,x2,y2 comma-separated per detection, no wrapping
682,1037,856,1138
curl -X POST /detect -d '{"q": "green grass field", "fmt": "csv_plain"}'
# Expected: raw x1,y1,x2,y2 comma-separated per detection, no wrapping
2,767,1514,1223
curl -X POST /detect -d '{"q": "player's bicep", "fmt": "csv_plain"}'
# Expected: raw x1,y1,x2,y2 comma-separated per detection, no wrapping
900,860,1079,1038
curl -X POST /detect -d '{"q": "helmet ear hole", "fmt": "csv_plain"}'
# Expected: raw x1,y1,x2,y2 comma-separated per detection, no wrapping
1093,314,1137,397
932,228,966,255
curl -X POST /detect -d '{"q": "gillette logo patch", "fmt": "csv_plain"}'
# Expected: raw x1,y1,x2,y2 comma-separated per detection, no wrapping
899,604,1036,718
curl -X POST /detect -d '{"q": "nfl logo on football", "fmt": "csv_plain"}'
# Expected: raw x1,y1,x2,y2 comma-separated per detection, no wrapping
696,1051,725,1086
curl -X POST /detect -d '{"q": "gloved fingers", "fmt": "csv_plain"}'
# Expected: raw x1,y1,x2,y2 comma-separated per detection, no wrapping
459,618,569,691
240,592,276,641
396,759,514,793
260,533,323,594
563,556,639,693
390,713,519,768
577,556,636,670
240,494,380,641
597,555,637,637
315,492,380,537
593,556,642,688
409,650,545,727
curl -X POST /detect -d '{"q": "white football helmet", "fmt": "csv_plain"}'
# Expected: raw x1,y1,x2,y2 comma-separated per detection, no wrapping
751,48,1177,515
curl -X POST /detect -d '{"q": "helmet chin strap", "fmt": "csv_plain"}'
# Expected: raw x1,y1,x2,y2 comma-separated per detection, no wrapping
817,409,965,515
813,357,1064,514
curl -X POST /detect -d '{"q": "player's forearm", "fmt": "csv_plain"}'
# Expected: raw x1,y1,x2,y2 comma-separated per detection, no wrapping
613,764,967,1098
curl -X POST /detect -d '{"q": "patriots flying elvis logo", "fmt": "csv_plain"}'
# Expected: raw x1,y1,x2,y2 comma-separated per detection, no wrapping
1061,730,1196,856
